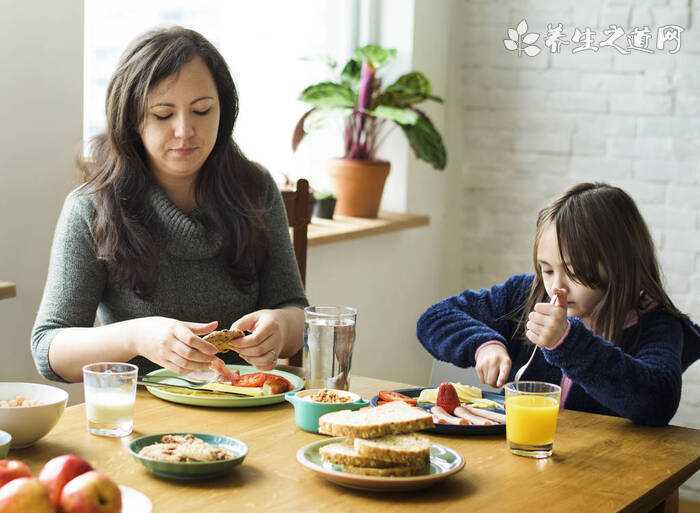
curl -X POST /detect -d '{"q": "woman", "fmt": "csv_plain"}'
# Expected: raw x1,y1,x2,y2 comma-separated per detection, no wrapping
31,26,307,383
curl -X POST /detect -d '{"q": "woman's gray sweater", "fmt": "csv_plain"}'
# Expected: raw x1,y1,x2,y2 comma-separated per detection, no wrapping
31,171,308,382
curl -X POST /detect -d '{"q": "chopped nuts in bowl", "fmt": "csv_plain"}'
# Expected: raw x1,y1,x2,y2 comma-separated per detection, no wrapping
129,433,248,481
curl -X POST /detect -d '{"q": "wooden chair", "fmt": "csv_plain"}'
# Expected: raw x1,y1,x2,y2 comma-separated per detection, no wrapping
280,178,311,367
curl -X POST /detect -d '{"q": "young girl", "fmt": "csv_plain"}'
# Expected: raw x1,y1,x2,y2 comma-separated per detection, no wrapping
417,182,699,426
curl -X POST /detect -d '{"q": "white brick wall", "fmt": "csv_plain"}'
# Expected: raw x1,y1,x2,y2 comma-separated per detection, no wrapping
453,0,700,500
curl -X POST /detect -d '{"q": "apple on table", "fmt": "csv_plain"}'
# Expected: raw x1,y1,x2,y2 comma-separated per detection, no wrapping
39,454,94,509
0,477,54,513
60,470,122,513
0,460,32,488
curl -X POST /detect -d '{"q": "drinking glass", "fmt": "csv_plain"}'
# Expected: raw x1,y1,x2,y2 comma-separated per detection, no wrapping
83,362,138,437
303,306,357,391
505,381,561,458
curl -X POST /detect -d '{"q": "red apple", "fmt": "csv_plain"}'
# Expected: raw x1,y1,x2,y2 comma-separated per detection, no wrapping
38,454,93,508
0,460,32,488
0,477,55,513
59,471,121,513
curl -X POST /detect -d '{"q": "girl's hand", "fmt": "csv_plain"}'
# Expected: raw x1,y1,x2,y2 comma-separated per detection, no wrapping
526,288,569,349
229,309,287,371
475,343,512,388
130,317,219,374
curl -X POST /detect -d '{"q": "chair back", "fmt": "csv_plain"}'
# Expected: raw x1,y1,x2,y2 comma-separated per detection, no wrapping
280,178,311,367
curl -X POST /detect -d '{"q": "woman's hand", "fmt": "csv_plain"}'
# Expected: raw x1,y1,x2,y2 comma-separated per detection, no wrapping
475,343,512,388
129,317,219,374
526,288,569,349
230,308,304,371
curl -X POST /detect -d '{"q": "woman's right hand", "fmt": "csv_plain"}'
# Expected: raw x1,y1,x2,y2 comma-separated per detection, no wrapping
128,317,219,374
475,343,512,388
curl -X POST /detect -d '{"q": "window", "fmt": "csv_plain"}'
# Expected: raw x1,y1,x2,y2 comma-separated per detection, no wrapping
84,0,358,190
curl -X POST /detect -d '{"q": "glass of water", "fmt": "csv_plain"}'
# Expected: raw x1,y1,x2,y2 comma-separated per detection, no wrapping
83,362,138,437
303,306,357,391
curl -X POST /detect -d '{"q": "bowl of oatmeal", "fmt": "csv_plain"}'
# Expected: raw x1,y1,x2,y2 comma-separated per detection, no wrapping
0,382,68,448
285,389,368,433
128,433,248,480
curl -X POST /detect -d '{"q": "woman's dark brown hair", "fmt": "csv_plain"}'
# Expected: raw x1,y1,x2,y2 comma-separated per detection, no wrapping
517,182,687,350
79,26,269,297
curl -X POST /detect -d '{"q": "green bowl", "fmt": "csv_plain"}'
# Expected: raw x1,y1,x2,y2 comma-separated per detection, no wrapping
285,389,369,433
128,433,248,481
0,431,11,458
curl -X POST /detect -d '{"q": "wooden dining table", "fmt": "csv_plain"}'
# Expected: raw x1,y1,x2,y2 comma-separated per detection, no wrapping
12,375,700,513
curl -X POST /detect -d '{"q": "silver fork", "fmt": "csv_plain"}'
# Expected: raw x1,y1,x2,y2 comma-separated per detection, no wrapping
514,294,558,383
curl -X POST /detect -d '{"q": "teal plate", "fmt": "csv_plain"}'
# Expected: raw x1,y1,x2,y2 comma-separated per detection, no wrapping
128,433,248,481
296,437,464,492
144,365,304,408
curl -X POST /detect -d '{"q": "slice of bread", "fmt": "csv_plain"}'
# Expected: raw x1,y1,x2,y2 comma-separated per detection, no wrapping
354,434,431,465
318,401,433,439
203,329,245,353
339,463,428,477
319,441,396,468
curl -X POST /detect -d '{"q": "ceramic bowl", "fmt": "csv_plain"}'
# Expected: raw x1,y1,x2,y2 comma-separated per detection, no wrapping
285,389,369,433
0,383,68,448
128,433,248,481
0,431,11,458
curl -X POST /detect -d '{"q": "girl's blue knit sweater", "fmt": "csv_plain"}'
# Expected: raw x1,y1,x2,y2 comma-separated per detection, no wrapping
416,274,700,426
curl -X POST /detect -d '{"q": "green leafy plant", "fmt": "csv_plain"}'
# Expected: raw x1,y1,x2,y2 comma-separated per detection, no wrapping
292,44,447,170
313,190,336,201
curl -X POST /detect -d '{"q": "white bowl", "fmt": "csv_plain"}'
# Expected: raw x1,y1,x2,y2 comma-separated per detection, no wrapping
0,383,68,448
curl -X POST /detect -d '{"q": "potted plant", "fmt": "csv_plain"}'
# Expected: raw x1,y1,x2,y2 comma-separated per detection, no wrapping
312,190,337,219
292,44,446,218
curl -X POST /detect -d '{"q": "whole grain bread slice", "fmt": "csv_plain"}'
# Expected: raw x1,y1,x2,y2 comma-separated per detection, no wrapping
203,329,245,353
354,434,431,465
319,441,397,468
318,401,433,439
339,462,428,477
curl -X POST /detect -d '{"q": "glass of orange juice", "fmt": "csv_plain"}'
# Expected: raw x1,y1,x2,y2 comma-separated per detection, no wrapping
505,381,561,458
83,363,138,437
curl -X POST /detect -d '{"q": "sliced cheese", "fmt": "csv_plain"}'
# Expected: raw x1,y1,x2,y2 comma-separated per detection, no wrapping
202,383,264,397
417,382,484,405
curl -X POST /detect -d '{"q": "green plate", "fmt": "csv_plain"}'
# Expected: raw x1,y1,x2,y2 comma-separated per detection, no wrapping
144,365,304,408
296,437,465,492
128,432,247,481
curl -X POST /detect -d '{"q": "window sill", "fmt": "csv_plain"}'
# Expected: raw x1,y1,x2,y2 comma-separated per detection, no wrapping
307,211,430,247
0,282,16,300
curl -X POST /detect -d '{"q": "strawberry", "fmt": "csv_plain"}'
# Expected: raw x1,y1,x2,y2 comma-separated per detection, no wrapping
436,382,460,415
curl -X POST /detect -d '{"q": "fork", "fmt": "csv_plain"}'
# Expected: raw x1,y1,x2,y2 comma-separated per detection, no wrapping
514,294,558,383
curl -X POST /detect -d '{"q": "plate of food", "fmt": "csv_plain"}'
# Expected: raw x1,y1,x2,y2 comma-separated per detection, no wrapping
370,383,506,435
128,432,248,481
297,401,464,491
142,364,304,408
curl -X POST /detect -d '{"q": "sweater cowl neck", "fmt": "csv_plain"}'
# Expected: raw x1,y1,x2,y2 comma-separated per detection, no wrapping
145,184,224,260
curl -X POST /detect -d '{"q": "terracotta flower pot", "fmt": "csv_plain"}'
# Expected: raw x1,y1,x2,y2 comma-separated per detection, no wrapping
328,159,390,218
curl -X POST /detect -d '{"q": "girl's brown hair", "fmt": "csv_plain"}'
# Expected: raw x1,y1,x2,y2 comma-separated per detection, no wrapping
78,26,269,297
517,182,687,350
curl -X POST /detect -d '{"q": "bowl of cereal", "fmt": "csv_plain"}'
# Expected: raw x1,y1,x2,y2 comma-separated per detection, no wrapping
128,433,248,481
0,383,69,448
285,389,368,433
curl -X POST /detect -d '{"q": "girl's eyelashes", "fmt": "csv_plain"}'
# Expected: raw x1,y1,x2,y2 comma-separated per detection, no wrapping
151,108,212,120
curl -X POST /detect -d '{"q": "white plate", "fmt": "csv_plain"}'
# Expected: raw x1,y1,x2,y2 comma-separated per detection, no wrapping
120,485,152,513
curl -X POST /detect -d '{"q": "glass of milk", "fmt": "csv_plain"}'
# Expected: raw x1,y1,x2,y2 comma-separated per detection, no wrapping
82,363,138,437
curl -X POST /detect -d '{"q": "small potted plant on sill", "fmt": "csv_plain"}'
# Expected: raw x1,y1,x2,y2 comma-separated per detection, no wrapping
312,190,337,219
292,44,446,218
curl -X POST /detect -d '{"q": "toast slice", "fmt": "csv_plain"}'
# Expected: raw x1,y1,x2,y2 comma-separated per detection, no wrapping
339,463,428,477
318,401,433,439
320,441,397,468
354,434,431,465
203,329,245,353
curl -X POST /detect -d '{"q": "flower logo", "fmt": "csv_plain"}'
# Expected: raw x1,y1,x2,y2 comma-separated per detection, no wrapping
503,19,541,57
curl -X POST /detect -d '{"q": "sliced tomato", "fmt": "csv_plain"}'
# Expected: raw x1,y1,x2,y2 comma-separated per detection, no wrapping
378,391,417,406
231,372,267,388
262,374,292,395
